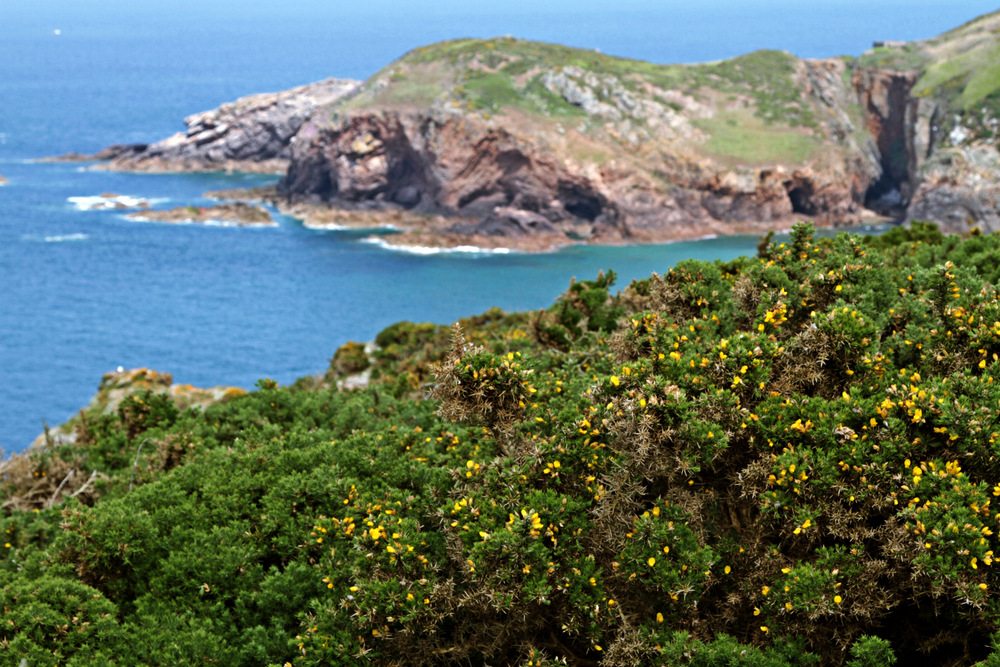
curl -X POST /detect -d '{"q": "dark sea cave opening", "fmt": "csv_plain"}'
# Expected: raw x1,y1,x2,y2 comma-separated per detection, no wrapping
864,167,909,218
787,185,819,216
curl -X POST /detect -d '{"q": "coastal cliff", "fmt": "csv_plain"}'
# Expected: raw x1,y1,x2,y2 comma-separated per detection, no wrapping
851,10,1000,233
83,10,1000,247
275,46,877,249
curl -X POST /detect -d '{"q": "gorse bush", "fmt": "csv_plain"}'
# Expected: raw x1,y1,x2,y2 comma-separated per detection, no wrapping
8,222,1000,665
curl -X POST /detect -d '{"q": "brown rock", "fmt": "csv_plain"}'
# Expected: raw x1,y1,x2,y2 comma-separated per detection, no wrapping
79,19,1000,249
278,106,868,247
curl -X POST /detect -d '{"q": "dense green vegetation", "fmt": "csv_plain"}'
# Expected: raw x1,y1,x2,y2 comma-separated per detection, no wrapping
10,223,1000,665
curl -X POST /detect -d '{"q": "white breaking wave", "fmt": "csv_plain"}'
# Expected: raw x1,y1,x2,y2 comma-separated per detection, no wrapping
303,220,401,231
361,236,512,255
126,215,277,228
20,233,90,243
68,194,166,210
44,233,89,242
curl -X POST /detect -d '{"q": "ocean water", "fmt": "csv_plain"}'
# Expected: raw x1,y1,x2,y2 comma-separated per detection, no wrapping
1,1,996,453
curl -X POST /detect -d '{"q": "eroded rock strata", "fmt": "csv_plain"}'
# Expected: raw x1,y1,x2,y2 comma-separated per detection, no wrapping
94,78,361,173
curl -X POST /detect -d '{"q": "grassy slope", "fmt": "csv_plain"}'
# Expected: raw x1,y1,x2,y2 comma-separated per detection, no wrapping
918,10,1000,107
338,11,1000,163
335,37,832,168
855,9,1000,127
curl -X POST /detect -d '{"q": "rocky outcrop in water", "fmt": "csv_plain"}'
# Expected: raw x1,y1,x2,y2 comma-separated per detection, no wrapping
127,202,275,226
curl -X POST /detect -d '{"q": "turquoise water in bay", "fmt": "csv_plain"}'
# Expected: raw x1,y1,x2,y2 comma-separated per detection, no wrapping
1,1,995,453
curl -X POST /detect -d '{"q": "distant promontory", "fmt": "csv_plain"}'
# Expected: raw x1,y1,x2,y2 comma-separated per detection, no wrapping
67,10,1000,250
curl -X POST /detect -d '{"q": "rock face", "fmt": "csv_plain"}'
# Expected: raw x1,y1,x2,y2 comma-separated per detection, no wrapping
849,10,1000,233
853,68,919,215
102,78,360,173
281,115,622,238
907,146,1000,234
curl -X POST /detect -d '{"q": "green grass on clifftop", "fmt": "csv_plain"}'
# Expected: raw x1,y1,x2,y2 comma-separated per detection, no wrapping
335,36,831,167
697,110,822,165
854,9,1000,117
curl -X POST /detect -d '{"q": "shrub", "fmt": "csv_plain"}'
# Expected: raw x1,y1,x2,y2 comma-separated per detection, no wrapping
7,223,1000,664
328,340,370,377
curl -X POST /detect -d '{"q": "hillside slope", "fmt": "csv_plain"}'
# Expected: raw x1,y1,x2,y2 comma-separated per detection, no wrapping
856,10,1000,233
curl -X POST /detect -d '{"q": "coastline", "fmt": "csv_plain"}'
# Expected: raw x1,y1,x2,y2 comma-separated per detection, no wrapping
276,197,886,254
200,183,890,253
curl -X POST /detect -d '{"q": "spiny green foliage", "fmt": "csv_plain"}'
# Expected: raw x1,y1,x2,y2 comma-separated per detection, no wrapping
328,340,369,377
10,223,1000,664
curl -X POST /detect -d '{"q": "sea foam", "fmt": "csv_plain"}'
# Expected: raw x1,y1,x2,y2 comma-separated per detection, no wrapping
125,215,277,228
361,236,512,255
44,233,90,242
68,194,165,210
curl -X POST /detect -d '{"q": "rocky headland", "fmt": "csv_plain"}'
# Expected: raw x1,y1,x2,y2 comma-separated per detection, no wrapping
78,10,1000,248
127,202,275,227
67,78,361,173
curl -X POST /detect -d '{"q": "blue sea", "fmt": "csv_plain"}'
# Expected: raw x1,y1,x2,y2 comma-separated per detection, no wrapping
1,1,995,454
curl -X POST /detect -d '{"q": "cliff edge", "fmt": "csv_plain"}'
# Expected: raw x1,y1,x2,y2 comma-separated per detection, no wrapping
276,43,877,248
